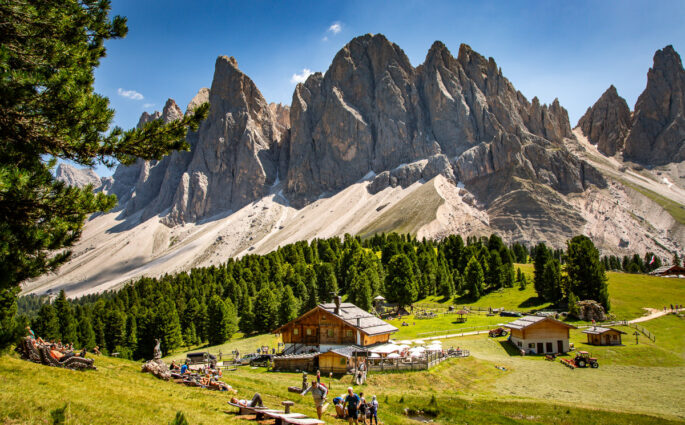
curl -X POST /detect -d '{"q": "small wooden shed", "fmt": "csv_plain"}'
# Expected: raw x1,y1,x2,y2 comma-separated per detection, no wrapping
582,326,626,346
318,346,366,374
272,352,318,372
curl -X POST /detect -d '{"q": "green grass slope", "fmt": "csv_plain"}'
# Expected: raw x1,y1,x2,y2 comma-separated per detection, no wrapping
2,349,683,425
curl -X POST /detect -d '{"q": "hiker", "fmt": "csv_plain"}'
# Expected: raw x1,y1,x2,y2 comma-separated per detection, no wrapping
358,392,367,425
302,380,328,419
218,350,222,361
25,326,35,340
370,395,379,425
231,393,264,408
180,362,188,375
343,387,361,424
93,346,101,355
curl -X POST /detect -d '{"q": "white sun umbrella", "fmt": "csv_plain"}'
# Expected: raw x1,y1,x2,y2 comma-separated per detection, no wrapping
387,353,401,359
398,340,412,345
397,344,410,350
369,353,380,358
409,346,425,353
413,340,426,345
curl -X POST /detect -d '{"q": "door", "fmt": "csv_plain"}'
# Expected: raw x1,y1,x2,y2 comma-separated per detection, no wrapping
557,340,564,353
537,343,544,354
546,342,553,353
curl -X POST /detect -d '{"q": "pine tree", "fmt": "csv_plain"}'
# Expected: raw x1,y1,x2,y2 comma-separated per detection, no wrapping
104,310,126,353
674,253,682,267
125,315,138,353
253,288,278,334
54,290,78,345
567,292,580,319
278,286,299,326
533,243,551,300
385,254,418,309
541,259,563,303
35,303,60,341
207,295,232,346
565,235,610,310
0,2,209,346
487,250,503,289
155,301,183,356
464,256,485,300
316,263,338,302
519,274,527,290
502,262,515,288
77,315,96,350
356,273,373,312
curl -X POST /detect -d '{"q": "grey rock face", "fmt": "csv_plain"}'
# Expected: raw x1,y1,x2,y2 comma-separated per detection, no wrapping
624,45,685,165
164,56,282,224
286,35,603,211
577,85,631,156
55,163,101,189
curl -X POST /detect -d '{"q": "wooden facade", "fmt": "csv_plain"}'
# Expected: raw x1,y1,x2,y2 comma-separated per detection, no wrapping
278,308,361,346
318,351,355,374
506,316,576,354
273,302,397,353
582,327,625,346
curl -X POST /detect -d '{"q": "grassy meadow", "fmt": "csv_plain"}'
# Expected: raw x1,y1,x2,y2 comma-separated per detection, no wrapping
3,269,685,424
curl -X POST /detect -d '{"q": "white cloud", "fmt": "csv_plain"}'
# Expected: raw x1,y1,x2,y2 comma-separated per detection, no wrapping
143,103,155,108
290,68,313,84
328,22,342,34
117,88,144,100
322,36,329,42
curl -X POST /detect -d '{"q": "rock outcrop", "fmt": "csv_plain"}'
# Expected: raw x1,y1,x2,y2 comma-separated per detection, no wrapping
164,56,284,224
577,85,631,156
286,34,604,243
624,45,685,165
55,163,101,189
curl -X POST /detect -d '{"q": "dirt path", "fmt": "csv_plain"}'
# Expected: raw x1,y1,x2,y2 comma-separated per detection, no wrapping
629,307,683,323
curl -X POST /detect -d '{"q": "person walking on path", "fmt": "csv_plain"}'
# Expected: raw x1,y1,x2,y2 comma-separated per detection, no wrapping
302,380,328,420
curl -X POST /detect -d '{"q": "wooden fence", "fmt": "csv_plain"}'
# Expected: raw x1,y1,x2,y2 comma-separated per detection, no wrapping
366,351,469,372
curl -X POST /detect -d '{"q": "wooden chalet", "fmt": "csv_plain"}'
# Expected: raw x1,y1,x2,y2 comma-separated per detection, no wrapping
650,265,685,277
582,326,626,346
505,315,577,354
272,297,398,355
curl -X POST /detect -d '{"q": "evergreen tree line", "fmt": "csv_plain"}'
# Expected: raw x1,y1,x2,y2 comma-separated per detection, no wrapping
16,233,648,358
17,233,533,358
532,236,610,312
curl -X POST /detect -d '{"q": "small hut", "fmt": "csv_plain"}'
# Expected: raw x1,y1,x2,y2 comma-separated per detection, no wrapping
272,352,318,372
582,327,626,346
318,346,366,374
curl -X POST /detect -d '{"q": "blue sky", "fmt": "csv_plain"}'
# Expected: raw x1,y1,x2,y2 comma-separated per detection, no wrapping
90,0,685,176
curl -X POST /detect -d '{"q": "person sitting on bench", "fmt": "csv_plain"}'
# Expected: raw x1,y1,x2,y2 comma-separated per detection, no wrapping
231,393,264,408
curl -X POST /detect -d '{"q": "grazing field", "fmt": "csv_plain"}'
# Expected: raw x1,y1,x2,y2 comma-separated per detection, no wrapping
417,264,685,321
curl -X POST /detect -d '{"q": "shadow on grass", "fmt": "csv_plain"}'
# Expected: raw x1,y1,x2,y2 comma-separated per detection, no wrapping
518,296,547,308
498,340,522,356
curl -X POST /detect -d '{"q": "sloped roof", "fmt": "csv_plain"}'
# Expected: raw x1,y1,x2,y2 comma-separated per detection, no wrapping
273,352,319,361
271,302,398,336
504,315,577,330
582,326,627,335
319,303,398,335
326,345,367,358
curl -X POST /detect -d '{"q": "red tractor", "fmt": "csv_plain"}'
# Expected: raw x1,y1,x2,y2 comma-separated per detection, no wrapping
488,327,509,337
573,351,599,368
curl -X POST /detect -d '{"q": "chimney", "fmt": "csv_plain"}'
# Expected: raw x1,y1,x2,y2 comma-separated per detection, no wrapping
334,296,341,315
356,317,361,327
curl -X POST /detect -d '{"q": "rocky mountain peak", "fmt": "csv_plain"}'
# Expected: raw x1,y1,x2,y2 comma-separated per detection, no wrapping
577,85,631,156
186,88,210,116
55,163,101,189
161,98,183,123
623,45,685,165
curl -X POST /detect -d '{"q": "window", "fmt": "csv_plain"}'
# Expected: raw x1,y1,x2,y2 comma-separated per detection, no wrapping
293,328,299,335
327,329,334,337
306,328,312,336
340,358,346,365
346,330,353,338
528,343,534,348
